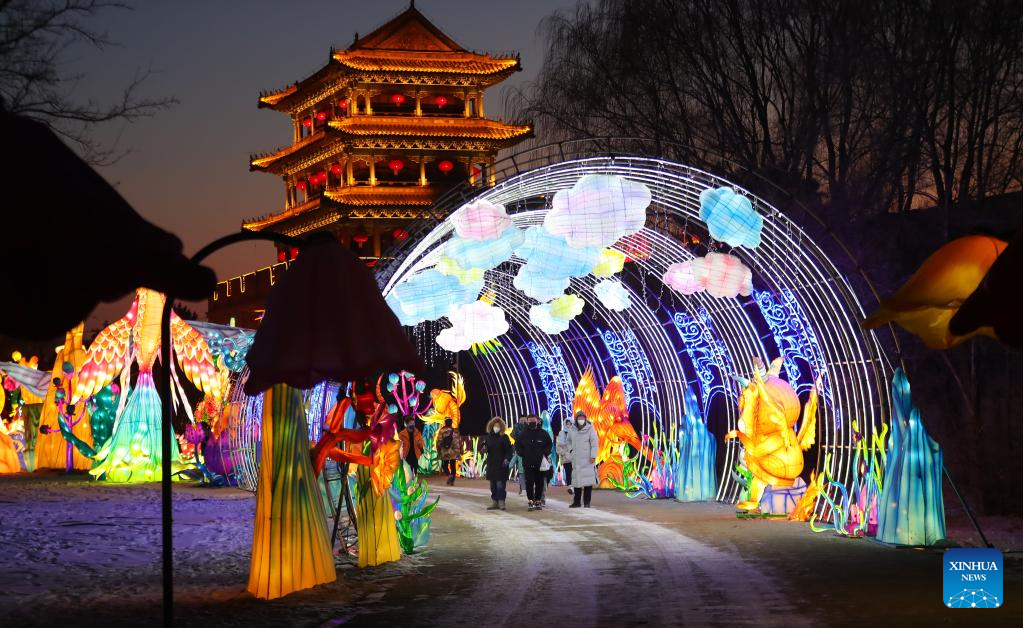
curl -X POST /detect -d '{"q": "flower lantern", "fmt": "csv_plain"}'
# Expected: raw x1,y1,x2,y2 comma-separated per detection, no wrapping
315,111,327,123
435,95,448,107
393,228,409,241
330,163,343,177
391,94,406,105
389,159,405,175
353,232,370,246
438,160,454,175
296,180,307,192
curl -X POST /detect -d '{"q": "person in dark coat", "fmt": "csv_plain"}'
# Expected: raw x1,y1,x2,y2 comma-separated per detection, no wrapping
483,416,513,511
515,414,553,511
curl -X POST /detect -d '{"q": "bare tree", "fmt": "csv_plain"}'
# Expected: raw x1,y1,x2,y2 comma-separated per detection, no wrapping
0,0,176,164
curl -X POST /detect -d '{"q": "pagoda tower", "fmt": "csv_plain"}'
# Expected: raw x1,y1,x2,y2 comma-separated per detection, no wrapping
242,3,532,263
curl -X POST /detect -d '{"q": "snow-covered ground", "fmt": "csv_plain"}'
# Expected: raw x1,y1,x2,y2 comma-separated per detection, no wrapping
0,474,1020,627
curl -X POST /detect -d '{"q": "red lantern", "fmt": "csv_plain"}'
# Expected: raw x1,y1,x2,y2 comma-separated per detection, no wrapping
620,233,652,262
296,180,307,192
302,116,312,127
388,159,405,175
337,99,348,109
330,163,343,177
315,111,327,122
353,232,370,246
391,93,406,105
277,250,287,262
366,259,377,268
435,95,448,107
438,159,454,174
289,247,299,260
393,228,409,241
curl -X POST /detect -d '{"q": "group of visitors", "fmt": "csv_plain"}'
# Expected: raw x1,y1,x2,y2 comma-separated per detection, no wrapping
395,410,599,512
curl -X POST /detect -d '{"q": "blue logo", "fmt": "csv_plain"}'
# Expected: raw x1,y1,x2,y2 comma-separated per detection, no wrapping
943,548,1003,608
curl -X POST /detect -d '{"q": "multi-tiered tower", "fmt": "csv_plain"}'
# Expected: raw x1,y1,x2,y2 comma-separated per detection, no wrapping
242,3,531,262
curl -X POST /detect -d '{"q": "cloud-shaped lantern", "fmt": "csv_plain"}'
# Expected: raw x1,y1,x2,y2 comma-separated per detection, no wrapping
545,174,651,248
436,300,509,352
388,269,483,325
662,252,753,298
444,226,524,270
435,255,484,285
592,249,627,278
514,226,601,280
529,293,585,335
513,265,569,302
699,187,763,249
594,279,632,311
450,199,512,240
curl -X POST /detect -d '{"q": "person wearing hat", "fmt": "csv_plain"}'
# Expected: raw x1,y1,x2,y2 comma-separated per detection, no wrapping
568,410,599,508
515,414,553,511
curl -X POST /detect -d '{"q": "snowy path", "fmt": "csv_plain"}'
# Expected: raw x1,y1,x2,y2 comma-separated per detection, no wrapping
428,484,810,627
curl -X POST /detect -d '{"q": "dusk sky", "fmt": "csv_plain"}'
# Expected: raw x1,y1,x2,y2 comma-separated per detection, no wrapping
75,0,578,330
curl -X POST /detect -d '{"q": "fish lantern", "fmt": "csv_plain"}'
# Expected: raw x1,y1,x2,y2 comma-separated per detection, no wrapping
438,160,454,175
389,159,405,175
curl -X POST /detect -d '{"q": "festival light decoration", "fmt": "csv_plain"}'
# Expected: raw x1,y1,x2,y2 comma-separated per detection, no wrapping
863,235,1006,349
419,372,467,428
450,198,512,240
437,159,454,174
663,252,753,298
389,462,439,554
526,342,574,421
599,328,659,416
36,324,92,470
391,93,406,105
675,385,717,501
388,158,405,175
514,226,602,279
593,279,631,311
545,174,651,248
754,289,832,405
388,269,483,325
726,357,819,511
379,154,895,516
435,255,485,285
315,111,327,122
513,265,569,302
71,289,221,483
698,186,763,248
436,300,510,353
572,369,650,488
529,300,572,335
875,368,945,545
591,248,627,277
434,95,448,107
548,293,584,320
444,226,524,269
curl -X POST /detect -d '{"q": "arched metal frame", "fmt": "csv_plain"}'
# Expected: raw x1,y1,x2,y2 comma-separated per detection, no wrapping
378,152,895,513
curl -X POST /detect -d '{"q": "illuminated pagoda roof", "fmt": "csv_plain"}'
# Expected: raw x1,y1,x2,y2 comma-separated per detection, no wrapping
243,186,440,234
257,4,521,114
249,117,531,174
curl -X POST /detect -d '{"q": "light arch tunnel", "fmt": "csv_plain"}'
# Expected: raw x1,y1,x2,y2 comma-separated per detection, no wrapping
379,154,894,512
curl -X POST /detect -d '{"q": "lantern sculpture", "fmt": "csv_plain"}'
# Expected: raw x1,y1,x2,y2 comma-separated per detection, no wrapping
572,368,651,488
725,357,819,511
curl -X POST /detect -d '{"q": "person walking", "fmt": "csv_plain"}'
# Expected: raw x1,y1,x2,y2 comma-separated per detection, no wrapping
482,416,513,510
510,414,528,495
568,410,599,508
398,420,425,475
515,414,553,511
556,419,574,495
436,417,463,485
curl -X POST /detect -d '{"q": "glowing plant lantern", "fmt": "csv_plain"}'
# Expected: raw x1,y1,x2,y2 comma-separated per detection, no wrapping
391,93,406,105
389,158,405,175
315,111,327,123
698,187,763,249
295,180,307,192
434,95,448,107
875,368,945,546
675,385,717,501
863,235,1007,349
725,357,819,511
438,159,454,174
330,163,342,177
35,324,93,471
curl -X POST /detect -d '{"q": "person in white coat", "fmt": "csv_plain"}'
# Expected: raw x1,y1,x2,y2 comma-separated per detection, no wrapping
556,420,575,495
567,410,599,508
